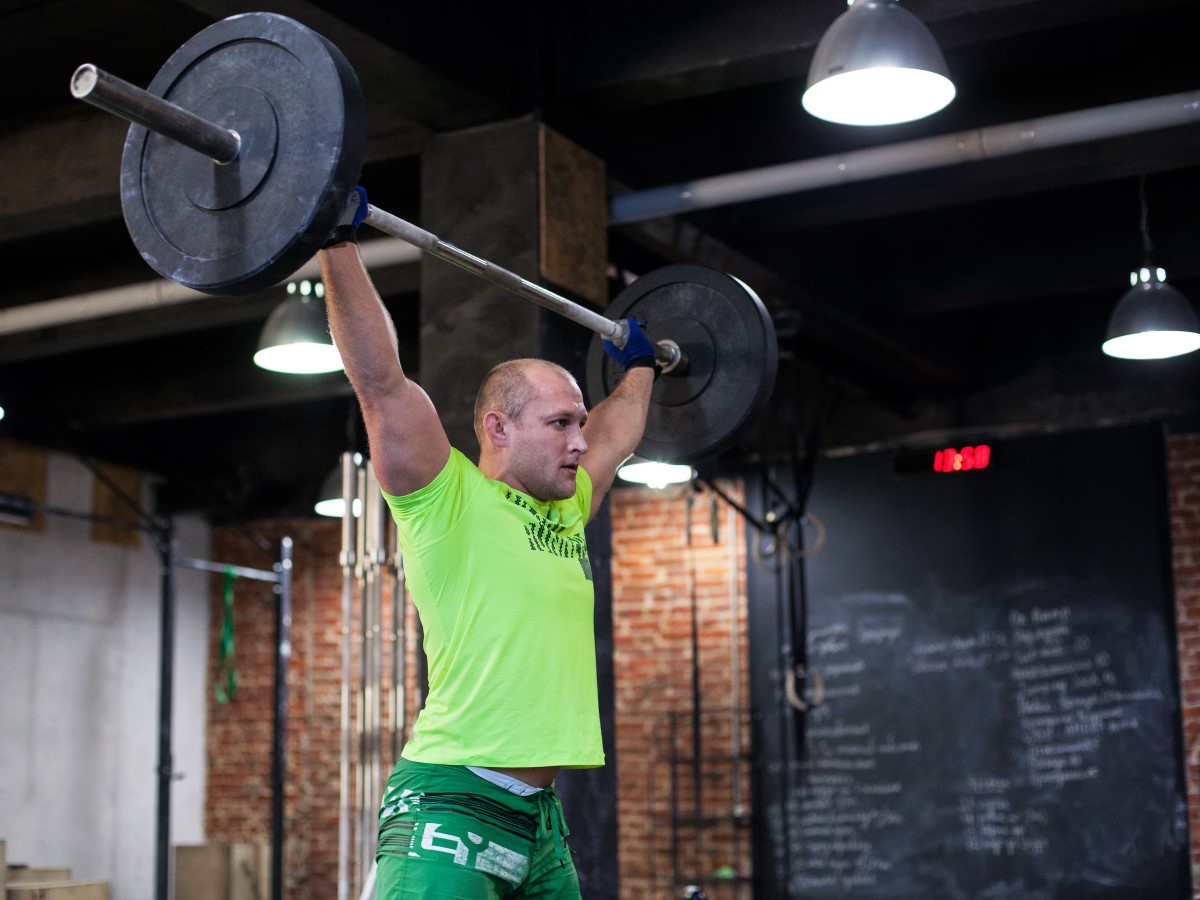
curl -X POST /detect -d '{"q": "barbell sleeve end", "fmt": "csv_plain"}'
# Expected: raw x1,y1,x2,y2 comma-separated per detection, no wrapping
69,62,241,165
70,63,98,100
655,339,686,374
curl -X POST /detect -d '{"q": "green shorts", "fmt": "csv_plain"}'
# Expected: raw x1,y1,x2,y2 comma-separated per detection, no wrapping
376,758,581,899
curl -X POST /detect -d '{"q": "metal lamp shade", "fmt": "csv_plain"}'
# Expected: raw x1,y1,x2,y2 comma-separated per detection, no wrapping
803,0,955,126
314,464,363,517
616,457,695,489
1102,278,1200,360
254,294,344,374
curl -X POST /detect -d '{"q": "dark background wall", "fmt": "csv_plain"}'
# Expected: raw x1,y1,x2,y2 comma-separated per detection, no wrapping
747,425,1191,899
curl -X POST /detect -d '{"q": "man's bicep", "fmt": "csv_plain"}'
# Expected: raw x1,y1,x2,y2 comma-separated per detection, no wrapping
362,380,452,497
580,443,629,520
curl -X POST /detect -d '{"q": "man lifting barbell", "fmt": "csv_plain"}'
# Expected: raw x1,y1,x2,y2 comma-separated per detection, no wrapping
319,188,656,898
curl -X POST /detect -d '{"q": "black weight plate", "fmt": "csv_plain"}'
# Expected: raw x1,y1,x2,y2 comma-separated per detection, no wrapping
120,12,365,295
586,264,778,465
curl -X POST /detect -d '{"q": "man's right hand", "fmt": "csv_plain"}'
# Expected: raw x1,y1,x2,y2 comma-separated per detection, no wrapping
322,186,369,248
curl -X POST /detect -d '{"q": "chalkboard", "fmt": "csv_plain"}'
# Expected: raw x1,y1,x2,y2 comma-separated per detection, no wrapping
746,426,1191,899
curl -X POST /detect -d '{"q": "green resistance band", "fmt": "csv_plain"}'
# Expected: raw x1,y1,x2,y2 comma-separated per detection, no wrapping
215,566,238,703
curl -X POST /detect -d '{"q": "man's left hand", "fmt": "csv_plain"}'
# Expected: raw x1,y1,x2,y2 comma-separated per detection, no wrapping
603,318,658,372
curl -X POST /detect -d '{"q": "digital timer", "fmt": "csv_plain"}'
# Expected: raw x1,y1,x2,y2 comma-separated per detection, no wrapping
892,443,995,476
932,444,991,473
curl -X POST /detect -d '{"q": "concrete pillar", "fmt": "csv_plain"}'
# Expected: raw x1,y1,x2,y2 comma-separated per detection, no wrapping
419,115,607,455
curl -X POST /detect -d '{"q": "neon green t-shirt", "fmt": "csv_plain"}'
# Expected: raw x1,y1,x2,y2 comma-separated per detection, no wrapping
382,448,603,768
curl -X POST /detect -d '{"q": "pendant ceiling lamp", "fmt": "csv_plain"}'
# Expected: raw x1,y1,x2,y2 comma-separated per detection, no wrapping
314,460,362,518
254,279,344,374
616,458,695,489
1102,177,1200,360
803,0,955,126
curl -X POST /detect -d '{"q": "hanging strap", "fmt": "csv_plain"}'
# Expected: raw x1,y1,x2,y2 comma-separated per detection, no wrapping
215,566,238,703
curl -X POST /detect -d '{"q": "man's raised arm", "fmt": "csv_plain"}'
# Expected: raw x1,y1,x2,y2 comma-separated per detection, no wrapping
317,190,449,497
579,319,658,519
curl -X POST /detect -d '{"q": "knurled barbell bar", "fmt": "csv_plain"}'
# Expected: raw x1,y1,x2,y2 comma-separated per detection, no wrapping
70,11,777,465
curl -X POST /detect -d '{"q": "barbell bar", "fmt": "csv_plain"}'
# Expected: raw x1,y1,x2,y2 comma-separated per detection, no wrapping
68,11,777,465
69,60,696,370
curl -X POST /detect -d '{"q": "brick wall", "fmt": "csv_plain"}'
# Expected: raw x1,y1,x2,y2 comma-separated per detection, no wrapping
610,482,753,900
206,521,345,898
204,437,1200,899
1168,433,1200,891
206,517,425,898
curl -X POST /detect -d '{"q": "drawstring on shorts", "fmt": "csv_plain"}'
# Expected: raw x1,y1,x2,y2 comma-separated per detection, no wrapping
537,787,571,868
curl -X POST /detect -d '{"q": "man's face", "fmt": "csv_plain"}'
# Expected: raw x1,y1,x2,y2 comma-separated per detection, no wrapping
505,369,589,501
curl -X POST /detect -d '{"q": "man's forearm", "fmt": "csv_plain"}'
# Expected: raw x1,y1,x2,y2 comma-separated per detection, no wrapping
590,366,654,459
318,242,404,396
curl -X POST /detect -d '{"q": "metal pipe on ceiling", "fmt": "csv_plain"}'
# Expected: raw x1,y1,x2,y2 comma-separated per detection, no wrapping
0,238,421,337
609,89,1200,224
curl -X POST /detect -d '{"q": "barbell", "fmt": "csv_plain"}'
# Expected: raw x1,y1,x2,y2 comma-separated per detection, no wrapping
70,11,777,465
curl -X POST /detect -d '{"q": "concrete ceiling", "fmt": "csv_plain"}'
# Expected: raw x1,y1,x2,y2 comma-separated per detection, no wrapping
0,0,1198,521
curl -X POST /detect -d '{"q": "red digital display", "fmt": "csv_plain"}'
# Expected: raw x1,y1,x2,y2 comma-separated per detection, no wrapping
933,444,991,473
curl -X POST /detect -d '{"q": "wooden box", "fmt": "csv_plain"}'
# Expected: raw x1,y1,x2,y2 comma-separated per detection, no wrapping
6,882,110,900
7,869,73,884
174,844,270,900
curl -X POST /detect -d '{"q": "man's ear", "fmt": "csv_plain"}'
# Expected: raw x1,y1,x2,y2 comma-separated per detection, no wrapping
483,411,510,448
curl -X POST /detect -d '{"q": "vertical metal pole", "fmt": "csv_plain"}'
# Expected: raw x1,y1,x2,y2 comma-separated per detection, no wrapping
724,504,744,820
271,537,294,900
374,491,385,776
361,466,385,884
670,711,681,890
354,464,370,887
769,471,796,893
337,453,359,900
154,520,177,900
390,534,407,764
686,497,705,878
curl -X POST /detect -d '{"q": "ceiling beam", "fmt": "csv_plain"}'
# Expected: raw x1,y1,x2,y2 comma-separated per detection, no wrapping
0,237,419,345
0,113,125,242
178,0,510,133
